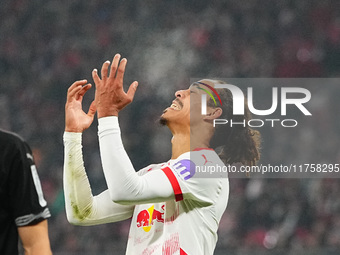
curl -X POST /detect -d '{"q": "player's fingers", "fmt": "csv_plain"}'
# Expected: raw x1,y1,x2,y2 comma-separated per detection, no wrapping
92,69,101,86
109,53,121,79
87,100,97,118
78,84,92,98
101,60,111,81
116,58,127,88
68,80,87,98
126,81,138,101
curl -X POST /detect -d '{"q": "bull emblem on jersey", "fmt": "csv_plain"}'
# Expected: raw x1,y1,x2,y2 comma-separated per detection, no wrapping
136,205,164,232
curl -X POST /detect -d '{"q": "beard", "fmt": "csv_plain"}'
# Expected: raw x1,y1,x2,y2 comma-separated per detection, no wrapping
159,116,168,126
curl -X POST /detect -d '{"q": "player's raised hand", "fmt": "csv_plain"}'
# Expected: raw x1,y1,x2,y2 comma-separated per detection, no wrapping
65,80,96,132
92,54,138,118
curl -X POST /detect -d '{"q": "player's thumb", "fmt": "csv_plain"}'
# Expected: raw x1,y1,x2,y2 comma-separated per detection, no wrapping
127,81,138,101
87,101,97,118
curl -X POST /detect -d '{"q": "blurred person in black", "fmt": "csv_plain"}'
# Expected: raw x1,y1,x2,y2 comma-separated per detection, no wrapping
0,129,52,255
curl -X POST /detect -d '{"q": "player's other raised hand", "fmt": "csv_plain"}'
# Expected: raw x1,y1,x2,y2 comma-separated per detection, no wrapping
92,54,138,118
65,80,96,133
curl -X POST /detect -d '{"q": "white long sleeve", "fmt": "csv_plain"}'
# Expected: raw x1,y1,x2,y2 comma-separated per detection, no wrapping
63,132,134,226
98,116,174,205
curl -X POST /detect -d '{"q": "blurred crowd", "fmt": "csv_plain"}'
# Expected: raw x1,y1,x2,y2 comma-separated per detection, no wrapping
1,0,340,254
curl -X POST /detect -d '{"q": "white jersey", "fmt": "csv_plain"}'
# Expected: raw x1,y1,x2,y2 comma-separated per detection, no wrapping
127,149,229,255
63,117,229,255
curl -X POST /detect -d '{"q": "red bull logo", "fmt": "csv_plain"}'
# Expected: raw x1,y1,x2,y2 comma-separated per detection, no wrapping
136,205,164,232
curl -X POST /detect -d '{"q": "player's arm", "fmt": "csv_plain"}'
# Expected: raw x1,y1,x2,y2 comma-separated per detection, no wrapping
98,116,175,205
63,80,134,225
19,161,52,255
18,220,52,255
98,118,217,205
8,135,52,254
63,132,134,225
92,55,175,205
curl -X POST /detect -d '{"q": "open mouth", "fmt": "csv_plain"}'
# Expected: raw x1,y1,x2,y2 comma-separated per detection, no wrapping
169,102,180,110
169,100,182,111
162,99,183,113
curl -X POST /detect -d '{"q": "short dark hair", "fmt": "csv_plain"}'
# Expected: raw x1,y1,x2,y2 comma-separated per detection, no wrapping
208,81,261,166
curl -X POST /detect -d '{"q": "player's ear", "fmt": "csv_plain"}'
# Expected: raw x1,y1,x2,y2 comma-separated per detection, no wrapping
203,107,222,120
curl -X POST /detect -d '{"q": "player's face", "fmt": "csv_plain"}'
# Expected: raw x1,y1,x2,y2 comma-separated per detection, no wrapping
161,80,215,127
160,87,191,126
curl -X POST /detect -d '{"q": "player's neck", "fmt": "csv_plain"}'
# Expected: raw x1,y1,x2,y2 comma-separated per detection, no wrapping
171,133,190,159
170,125,211,159
169,123,190,159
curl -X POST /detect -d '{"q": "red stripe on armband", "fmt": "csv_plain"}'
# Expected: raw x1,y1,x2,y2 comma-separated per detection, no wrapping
162,167,183,201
